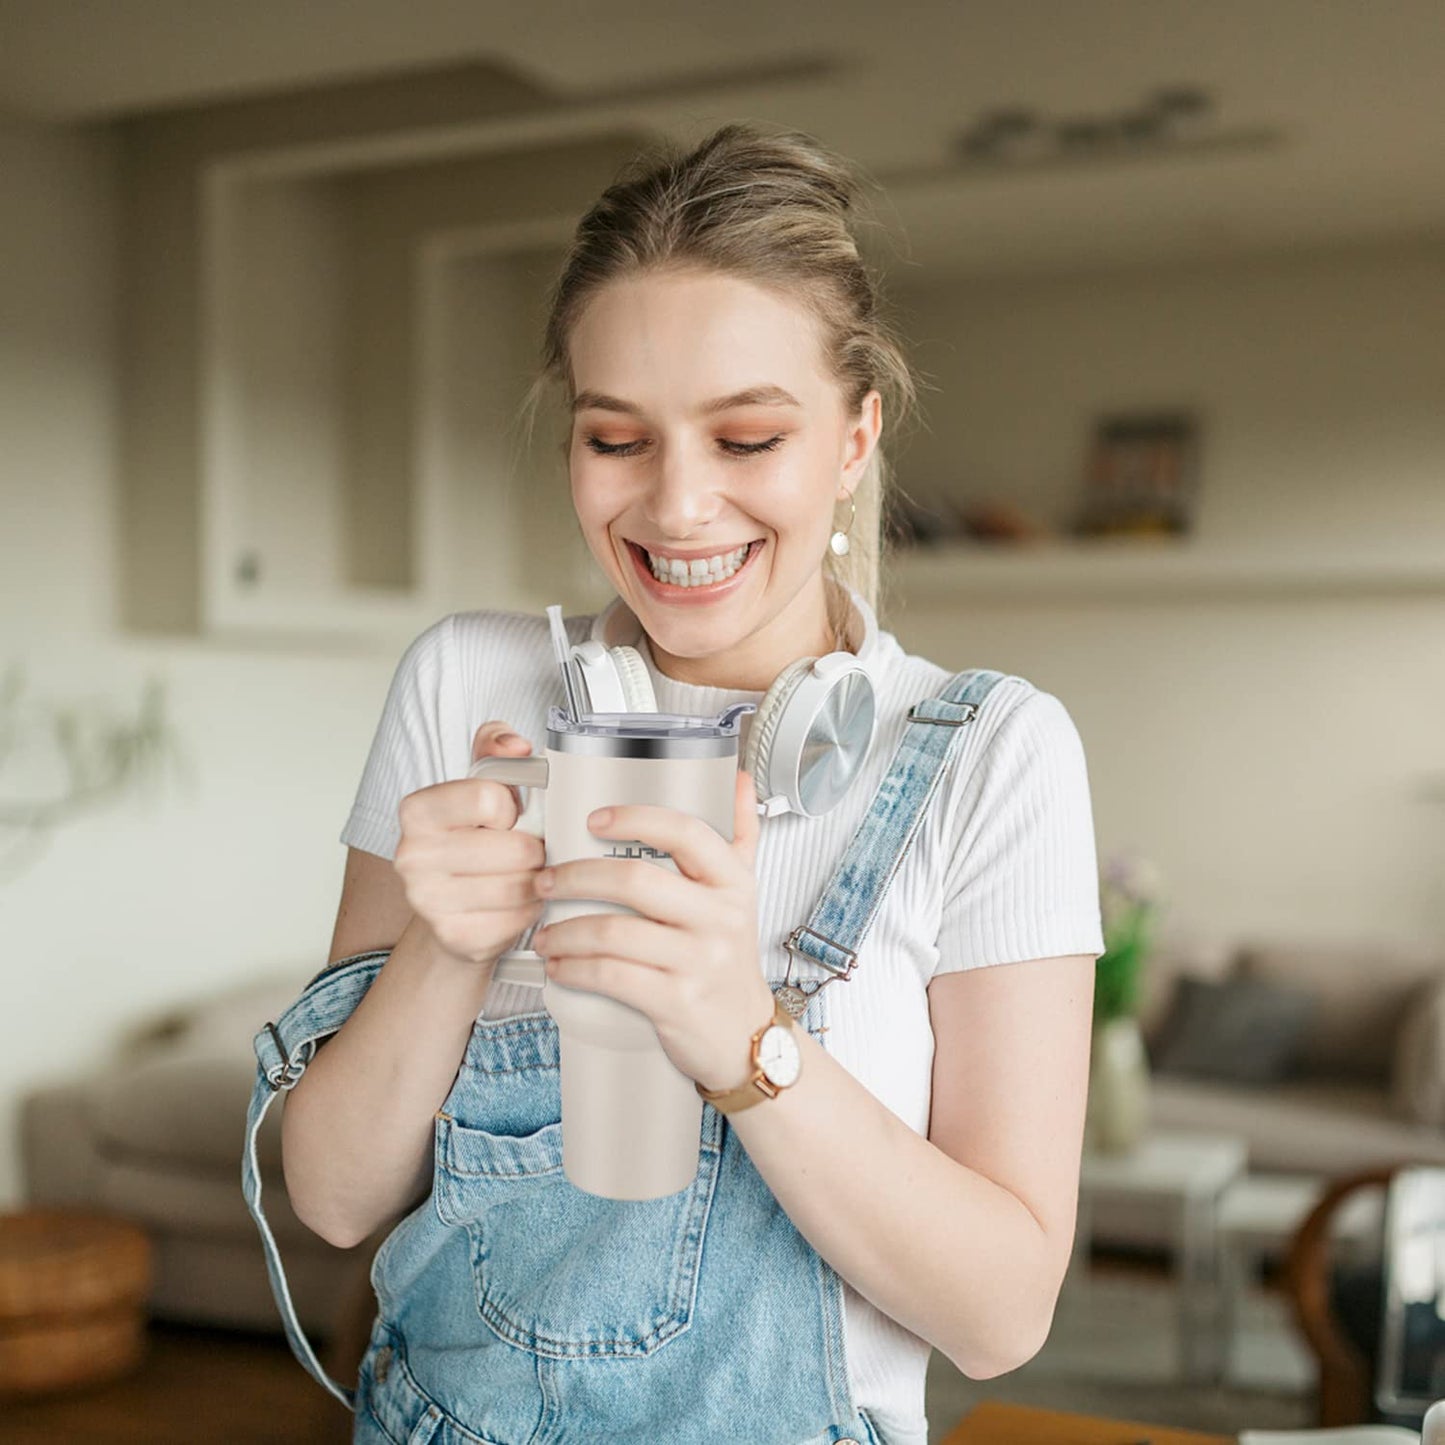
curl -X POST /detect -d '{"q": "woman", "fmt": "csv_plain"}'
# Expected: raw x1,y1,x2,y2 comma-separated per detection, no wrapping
265,122,1105,1445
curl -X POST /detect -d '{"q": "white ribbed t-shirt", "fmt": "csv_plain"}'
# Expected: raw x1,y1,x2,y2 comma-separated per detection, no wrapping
339,589,1105,1445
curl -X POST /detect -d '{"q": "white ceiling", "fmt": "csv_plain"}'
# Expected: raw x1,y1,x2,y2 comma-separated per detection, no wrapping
3,0,1444,278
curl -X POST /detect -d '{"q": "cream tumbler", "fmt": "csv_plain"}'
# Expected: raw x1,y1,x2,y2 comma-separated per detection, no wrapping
468,702,754,1201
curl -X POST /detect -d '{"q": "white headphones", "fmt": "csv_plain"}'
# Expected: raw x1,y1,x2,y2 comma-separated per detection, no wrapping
570,584,882,820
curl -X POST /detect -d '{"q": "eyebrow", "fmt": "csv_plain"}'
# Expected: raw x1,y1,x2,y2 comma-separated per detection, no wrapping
570,384,803,417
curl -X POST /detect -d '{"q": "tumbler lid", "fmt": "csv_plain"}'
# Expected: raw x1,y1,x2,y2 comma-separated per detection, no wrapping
544,702,755,759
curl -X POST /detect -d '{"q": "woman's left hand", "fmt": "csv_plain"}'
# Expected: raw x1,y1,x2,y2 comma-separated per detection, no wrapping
529,767,775,1094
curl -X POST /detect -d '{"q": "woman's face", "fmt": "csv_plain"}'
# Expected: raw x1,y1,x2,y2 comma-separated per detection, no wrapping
567,267,880,691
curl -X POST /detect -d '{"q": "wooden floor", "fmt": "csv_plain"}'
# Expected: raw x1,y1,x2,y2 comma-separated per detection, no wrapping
3,1321,357,1445
1,1250,1305,1443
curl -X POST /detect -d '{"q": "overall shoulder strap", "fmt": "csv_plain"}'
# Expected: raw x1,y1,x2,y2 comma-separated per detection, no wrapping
242,949,390,1411
779,668,1010,1005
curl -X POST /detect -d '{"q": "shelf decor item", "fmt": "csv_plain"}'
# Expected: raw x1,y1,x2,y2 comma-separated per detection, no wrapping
1073,410,1201,539
1086,852,1164,1154
881,488,963,549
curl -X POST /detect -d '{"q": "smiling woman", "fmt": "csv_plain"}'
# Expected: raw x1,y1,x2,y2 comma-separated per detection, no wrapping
556,264,886,690
254,120,1106,1445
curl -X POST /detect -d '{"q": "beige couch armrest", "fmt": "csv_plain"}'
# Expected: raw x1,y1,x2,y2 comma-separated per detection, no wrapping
1392,974,1445,1126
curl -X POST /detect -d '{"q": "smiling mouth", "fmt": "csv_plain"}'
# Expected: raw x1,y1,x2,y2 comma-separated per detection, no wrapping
625,538,765,589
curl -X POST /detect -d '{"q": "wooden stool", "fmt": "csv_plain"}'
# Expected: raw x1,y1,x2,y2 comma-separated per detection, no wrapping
0,1209,153,1398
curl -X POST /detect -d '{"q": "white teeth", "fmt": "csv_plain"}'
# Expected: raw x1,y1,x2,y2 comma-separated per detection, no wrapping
642,542,754,587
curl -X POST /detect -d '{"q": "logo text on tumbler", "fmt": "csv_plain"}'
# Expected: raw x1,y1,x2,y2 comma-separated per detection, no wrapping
605,842,673,862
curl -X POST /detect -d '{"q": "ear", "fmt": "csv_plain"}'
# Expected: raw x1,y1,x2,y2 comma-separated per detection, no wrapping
840,389,882,487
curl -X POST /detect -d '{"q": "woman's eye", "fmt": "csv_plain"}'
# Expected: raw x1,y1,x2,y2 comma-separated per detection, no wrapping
582,434,785,459
719,435,785,457
584,436,647,457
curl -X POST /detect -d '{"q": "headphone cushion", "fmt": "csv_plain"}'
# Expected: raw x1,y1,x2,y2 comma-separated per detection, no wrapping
608,644,658,712
744,657,815,798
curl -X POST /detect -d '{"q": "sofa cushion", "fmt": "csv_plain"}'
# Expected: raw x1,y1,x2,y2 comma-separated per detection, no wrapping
92,1051,288,1176
172,967,317,1059
1147,1073,1445,1177
83,968,320,1179
1136,931,1239,1051
1151,974,1316,1085
1392,974,1445,1126
1236,940,1445,1084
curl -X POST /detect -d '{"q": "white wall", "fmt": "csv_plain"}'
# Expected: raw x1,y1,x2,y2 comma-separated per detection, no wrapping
0,118,405,1206
888,240,1445,953
4,108,1444,1211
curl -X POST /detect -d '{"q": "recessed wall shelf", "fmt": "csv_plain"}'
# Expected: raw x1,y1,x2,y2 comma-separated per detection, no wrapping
888,538,1445,601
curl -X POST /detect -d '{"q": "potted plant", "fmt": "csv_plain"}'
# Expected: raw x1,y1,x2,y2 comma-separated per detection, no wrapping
1085,852,1162,1154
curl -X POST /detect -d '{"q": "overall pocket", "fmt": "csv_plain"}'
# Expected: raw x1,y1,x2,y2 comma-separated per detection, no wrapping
433,1109,721,1360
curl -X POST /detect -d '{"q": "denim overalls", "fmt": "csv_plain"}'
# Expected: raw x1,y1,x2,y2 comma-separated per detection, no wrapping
243,668,1007,1445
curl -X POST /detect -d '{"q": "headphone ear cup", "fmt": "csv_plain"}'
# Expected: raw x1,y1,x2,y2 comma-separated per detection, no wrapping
607,644,658,712
743,657,815,808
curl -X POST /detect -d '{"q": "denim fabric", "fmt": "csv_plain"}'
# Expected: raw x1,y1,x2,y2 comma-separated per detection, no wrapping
243,669,1007,1444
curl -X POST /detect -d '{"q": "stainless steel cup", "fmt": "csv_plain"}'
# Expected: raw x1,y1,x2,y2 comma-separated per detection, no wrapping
469,702,754,1200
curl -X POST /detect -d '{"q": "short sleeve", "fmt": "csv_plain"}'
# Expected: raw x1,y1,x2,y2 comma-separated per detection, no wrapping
932,687,1106,977
338,614,458,860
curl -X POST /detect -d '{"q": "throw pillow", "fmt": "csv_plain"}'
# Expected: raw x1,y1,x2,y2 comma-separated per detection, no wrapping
1391,973,1445,1127
1150,974,1317,1085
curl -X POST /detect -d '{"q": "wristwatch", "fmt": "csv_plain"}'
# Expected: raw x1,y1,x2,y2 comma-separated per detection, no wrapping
695,997,803,1114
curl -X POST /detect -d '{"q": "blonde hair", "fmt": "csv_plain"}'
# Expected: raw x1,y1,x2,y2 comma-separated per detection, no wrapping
520,121,920,646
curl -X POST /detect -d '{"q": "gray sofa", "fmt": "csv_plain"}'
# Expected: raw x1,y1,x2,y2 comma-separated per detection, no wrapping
1088,929,1445,1252
19,932,1445,1333
18,964,374,1337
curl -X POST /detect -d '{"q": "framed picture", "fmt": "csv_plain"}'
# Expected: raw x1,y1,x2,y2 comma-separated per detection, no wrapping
1073,411,1201,539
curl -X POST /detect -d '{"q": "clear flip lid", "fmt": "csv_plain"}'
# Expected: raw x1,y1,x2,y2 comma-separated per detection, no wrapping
545,600,757,743
544,701,756,740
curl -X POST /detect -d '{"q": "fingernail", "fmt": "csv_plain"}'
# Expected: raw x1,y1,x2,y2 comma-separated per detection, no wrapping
588,808,613,829
497,731,520,745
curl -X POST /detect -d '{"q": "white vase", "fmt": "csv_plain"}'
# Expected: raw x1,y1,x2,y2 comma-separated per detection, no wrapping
1086,1015,1151,1154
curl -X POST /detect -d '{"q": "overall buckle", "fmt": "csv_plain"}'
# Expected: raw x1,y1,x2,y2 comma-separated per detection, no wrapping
263,1022,310,1092
784,924,858,982
906,700,979,726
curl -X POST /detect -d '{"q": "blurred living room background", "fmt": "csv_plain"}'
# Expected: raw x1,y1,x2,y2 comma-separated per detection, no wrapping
3,1,1444,1441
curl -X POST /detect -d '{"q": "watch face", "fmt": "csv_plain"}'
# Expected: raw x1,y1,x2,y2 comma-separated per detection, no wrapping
758,1025,802,1088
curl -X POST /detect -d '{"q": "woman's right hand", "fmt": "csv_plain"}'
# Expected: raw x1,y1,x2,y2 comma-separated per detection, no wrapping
392,721,546,968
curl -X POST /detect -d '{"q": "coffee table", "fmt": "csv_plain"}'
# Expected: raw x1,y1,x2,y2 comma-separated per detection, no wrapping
1215,1169,1382,1387
1067,1129,1248,1385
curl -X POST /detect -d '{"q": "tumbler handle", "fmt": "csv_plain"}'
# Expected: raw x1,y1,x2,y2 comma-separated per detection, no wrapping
467,754,549,988
466,754,548,838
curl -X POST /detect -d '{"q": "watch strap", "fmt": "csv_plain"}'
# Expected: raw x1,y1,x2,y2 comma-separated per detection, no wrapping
695,998,798,1113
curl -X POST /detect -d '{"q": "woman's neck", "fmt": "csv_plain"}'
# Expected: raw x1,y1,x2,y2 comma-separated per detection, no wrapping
642,579,852,692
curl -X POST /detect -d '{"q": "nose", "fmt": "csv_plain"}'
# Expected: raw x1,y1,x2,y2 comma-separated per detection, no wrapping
640,437,727,539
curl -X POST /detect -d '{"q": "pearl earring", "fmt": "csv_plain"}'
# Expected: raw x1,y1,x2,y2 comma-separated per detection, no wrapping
829,491,856,557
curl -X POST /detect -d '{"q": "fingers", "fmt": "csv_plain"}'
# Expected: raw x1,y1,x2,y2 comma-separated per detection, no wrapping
536,913,680,975
471,719,532,763
393,823,544,879
398,721,534,835
734,767,760,870
399,867,542,919
472,719,533,821
391,719,546,967
538,856,702,930
399,777,520,835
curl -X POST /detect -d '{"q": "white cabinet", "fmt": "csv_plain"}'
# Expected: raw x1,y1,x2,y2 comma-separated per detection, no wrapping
116,94,651,645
